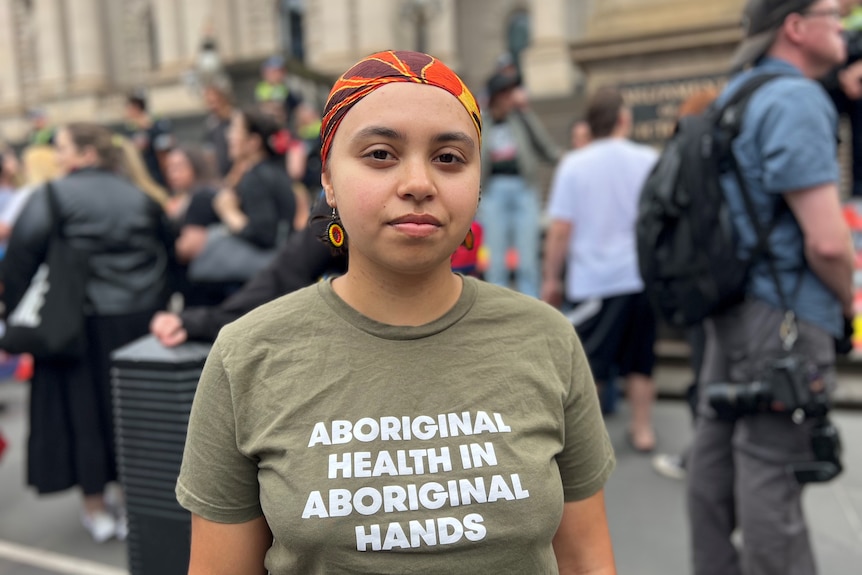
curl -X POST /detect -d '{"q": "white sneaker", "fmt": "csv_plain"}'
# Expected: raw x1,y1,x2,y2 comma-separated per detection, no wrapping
81,510,117,543
104,484,128,540
114,513,128,541
651,453,687,481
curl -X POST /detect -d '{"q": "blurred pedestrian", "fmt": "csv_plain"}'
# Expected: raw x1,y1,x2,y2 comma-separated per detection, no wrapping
570,119,592,150
201,80,236,178
0,147,21,219
479,71,561,297
163,146,226,307
255,55,302,129
213,109,296,251
151,194,344,346
542,87,660,453
25,108,54,147
176,49,616,574
123,90,175,187
0,123,173,543
0,146,61,244
687,2,853,574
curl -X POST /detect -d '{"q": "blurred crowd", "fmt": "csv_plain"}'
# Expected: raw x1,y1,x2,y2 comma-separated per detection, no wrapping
0,1,858,574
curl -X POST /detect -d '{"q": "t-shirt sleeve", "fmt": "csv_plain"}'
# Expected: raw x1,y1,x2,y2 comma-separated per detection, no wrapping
546,155,578,223
555,332,615,501
756,82,839,194
176,339,263,523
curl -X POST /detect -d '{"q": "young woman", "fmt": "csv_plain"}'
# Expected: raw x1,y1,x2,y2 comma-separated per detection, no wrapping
1,123,172,542
177,50,616,574
212,109,295,251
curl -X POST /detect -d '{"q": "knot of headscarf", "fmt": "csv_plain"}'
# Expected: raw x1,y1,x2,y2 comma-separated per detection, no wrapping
320,50,482,168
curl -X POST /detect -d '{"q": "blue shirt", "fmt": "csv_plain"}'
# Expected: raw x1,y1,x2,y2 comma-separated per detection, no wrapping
718,58,842,336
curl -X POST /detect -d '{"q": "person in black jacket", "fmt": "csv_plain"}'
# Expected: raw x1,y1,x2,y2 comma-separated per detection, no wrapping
212,108,296,251
150,195,346,346
0,123,173,543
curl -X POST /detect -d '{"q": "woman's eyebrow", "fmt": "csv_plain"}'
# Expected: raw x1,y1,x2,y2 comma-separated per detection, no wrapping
351,127,475,149
433,131,476,148
352,126,404,142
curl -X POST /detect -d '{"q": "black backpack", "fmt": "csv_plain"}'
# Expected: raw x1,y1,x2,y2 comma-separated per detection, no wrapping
636,74,782,327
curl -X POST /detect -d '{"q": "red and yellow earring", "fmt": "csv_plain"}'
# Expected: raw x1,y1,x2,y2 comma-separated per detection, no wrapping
461,227,475,250
323,207,347,253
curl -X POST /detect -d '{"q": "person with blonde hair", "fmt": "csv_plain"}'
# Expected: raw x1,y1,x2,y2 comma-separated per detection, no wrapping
0,145,62,243
0,122,173,542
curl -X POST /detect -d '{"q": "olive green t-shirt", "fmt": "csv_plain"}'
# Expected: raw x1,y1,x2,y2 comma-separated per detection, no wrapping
176,276,614,574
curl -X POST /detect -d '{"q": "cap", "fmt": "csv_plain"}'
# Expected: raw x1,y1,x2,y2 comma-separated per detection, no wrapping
486,72,520,100
262,55,285,70
730,0,817,71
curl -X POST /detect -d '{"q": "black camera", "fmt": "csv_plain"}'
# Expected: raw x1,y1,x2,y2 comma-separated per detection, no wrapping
707,355,842,484
790,417,843,484
707,355,827,419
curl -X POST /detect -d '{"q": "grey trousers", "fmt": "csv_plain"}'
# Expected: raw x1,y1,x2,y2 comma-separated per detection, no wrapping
686,299,836,575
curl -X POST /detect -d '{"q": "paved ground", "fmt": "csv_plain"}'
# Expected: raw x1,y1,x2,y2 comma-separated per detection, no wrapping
0,368,860,574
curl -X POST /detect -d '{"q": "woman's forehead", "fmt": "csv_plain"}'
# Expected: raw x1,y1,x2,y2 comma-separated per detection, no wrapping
337,83,478,136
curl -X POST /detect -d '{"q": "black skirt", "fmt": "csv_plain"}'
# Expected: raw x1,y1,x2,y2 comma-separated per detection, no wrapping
27,310,154,495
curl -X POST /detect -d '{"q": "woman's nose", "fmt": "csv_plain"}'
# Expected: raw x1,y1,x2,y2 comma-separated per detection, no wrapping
398,157,435,201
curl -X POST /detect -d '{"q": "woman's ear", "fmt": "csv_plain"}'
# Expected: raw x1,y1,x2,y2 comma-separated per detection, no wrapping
321,171,335,208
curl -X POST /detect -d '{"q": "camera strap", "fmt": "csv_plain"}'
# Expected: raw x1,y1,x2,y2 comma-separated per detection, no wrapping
731,154,804,352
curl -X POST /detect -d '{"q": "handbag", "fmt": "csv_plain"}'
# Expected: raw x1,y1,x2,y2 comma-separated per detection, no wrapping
0,182,89,360
187,225,278,284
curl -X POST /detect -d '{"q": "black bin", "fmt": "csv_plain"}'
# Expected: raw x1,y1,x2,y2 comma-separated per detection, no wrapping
111,335,212,575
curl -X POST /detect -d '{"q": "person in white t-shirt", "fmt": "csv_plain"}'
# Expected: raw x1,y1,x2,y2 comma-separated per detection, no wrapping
542,87,659,453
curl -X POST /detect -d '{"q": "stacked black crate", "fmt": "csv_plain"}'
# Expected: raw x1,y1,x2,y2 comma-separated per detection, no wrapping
111,335,212,575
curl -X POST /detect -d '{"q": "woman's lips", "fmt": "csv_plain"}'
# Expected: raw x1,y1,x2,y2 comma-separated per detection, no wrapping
389,214,441,237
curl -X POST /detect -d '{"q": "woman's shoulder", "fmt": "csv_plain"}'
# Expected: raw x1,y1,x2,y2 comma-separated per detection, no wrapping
471,279,573,330
217,283,322,343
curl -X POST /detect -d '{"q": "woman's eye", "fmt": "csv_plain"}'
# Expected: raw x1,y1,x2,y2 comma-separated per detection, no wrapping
437,153,461,164
369,150,390,160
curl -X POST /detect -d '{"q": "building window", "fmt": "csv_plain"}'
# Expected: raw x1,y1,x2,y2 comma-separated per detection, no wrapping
506,9,530,75
280,0,305,62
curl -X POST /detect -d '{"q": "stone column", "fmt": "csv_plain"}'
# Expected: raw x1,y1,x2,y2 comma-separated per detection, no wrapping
306,0,355,75
33,0,67,97
180,0,211,61
356,0,398,56
65,0,106,92
427,0,458,68
0,0,22,110
520,0,576,98
152,0,183,73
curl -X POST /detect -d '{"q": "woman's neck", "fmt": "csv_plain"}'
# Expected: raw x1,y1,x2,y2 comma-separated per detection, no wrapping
332,264,463,326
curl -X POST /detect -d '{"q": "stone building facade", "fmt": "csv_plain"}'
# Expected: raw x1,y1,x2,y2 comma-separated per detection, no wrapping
0,0,605,145
0,0,754,149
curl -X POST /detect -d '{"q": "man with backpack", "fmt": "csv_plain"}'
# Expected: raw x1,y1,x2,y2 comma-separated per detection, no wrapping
681,1,853,574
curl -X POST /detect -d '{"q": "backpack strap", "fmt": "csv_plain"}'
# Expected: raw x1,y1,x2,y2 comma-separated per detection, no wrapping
722,73,805,348
43,181,62,238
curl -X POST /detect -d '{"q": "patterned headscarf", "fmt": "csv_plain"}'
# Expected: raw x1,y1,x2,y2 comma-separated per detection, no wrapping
320,50,482,168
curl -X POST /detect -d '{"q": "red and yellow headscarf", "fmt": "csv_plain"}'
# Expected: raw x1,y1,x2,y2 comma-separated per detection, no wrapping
320,50,482,168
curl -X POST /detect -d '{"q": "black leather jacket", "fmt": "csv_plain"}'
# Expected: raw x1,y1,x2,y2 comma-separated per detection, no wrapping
1,168,173,316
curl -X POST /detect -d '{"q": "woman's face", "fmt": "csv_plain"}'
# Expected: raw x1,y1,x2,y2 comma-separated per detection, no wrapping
0,152,19,184
165,150,196,192
322,82,481,276
227,112,259,162
54,128,92,175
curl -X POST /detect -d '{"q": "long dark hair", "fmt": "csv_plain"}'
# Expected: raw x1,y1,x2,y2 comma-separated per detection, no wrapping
239,109,286,160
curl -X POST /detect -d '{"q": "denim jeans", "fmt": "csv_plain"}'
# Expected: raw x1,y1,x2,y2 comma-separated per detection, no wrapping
478,175,540,297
